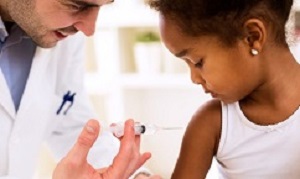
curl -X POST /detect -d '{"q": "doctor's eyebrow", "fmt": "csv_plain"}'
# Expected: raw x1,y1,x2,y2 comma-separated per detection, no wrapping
64,0,114,8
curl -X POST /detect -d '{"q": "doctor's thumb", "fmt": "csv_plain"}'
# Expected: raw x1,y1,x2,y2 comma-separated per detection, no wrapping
68,119,100,163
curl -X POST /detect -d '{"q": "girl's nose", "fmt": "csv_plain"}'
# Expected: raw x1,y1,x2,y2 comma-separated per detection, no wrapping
190,70,205,85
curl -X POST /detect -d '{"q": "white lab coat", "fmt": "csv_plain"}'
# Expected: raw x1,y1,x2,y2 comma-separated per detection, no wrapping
0,33,119,179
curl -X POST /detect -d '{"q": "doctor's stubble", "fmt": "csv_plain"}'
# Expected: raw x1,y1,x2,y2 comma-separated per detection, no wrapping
6,0,58,48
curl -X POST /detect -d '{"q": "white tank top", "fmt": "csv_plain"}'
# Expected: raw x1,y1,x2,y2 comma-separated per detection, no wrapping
216,102,300,179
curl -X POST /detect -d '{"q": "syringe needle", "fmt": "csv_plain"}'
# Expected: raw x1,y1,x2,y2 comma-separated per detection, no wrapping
160,127,183,130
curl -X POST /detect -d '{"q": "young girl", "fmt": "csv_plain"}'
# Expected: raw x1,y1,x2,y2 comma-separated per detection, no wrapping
147,0,300,178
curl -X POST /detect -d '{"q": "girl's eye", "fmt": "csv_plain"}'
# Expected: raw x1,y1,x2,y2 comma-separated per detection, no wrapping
194,59,204,68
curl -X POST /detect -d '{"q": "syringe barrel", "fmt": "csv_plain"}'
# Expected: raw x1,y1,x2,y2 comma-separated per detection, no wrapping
109,123,146,137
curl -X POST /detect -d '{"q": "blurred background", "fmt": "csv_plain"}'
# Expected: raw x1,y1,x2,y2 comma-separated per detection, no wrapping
35,0,300,178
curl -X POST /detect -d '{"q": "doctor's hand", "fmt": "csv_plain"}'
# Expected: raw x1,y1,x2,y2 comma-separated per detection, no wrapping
52,119,151,179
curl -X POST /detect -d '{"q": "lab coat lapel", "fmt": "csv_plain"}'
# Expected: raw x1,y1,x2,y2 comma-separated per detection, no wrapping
0,70,16,118
0,47,53,119
17,47,52,116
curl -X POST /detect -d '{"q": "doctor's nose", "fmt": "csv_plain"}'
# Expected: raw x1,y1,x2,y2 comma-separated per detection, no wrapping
74,8,99,36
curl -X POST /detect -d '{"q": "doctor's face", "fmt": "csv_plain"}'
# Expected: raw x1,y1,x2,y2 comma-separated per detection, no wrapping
6,0,113,48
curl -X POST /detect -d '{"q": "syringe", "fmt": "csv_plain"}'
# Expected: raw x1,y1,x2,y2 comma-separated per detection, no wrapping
109,123,183,137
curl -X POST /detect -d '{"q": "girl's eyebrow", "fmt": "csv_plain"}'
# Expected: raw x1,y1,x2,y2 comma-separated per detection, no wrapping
175,49,189,58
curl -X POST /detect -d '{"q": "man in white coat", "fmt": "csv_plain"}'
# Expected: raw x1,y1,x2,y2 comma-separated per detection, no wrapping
0,0,158,178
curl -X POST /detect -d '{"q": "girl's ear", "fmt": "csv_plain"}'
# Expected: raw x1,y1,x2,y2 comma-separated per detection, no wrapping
243,19,267,53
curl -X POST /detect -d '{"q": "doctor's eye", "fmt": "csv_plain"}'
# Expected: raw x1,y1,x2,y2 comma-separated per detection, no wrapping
68,4,89,12
194,59,204,68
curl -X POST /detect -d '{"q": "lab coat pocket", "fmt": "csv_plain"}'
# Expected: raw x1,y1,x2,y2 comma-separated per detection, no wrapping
51,94,65,119
43,94,65,135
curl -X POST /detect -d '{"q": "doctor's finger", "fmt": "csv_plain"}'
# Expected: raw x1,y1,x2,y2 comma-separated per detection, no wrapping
125,122,152,176
68,119,100,163
120,120,151,176
107,120,136,177
134,133,142,150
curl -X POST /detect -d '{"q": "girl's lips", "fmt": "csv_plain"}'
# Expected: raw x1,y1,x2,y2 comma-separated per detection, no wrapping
211,93,218,98
204,90,212,94
205,90,218,98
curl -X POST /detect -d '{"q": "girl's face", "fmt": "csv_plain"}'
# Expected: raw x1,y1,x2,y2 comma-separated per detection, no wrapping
159,15,263,103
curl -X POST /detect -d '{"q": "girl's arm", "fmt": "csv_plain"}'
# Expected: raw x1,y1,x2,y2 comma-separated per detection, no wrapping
171,99,222,179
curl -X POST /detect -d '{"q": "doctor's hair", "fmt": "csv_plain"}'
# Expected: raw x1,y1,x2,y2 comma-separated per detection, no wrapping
147,0,294,47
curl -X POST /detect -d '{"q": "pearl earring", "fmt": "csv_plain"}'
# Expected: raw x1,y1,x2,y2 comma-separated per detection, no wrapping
251,49,259,56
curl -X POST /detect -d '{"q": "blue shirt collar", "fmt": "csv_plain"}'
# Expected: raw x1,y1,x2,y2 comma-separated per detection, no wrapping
0,16,9,42
0,16,31,43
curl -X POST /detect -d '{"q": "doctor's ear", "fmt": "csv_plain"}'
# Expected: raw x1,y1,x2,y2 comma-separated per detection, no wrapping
243,19,266,54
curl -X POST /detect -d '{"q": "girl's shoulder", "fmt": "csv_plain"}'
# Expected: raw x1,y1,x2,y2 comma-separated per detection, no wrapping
185,99,222,154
